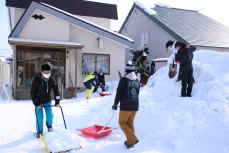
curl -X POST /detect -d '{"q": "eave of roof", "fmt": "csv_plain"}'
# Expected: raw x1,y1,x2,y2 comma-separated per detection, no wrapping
8,37,84,48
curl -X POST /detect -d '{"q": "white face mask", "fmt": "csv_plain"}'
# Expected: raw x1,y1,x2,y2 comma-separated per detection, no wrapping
42,73,51,79
167,46,172,52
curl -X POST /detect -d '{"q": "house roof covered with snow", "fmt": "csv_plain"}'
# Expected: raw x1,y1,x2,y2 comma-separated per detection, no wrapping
8,1,134,48
6,0,118,20
119,2,229,48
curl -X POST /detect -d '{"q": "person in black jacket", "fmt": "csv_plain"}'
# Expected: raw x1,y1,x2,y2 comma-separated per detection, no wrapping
150,60,156,76
30,64,60,138
97,69,106,92
175,42,196,97
112,60,140,149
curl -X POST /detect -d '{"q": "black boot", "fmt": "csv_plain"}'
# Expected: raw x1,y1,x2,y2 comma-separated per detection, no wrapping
36,131,43,138
124,140,139,149
47,125,53,132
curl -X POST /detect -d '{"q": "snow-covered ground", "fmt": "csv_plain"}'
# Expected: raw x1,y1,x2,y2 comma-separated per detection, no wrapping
0,50,229,153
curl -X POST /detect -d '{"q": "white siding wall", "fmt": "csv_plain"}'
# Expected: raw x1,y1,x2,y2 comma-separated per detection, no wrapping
69,24,126,87
79,16,111,29
19,9,69,41
121,8,176,61
66,48,77,88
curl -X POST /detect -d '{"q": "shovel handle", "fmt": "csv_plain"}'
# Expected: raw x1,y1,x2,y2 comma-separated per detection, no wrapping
35,105,67,130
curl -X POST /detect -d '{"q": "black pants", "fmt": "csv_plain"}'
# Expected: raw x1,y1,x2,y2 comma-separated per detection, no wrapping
181,69,194,97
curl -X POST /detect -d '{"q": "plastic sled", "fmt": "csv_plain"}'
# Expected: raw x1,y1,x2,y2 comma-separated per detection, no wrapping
80,124,112,139
100,92,110,97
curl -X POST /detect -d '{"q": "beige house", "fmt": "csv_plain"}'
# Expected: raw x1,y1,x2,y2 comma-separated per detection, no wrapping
6,1,134,99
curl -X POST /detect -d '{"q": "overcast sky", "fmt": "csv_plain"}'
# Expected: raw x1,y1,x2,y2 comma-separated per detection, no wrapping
1,0,229,53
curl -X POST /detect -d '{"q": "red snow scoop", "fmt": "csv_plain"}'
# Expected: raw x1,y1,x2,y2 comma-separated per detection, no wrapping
79,110,117,139
99,92,110,97
80,124,113,139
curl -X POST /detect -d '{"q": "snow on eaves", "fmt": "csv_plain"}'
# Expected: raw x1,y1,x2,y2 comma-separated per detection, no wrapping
153,57,168,62
41,3,134,43
135,1,157,16
8,37,83,47
155,3,171,8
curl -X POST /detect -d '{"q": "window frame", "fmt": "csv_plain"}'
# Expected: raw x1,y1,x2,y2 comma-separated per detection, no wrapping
83,53,110,75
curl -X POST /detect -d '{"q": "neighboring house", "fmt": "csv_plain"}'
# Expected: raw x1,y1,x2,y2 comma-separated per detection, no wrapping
119,2,229,64
6,0,134,100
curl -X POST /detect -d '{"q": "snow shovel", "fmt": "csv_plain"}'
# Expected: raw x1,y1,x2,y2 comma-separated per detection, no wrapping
98,85,110,97
168,60,177,79
79,110,117,139
35,105,81,152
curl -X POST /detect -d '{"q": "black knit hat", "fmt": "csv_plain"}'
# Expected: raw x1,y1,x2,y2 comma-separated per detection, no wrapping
165,40,174,48
41,63,51,71
94,71,98,75
175,42,187,49
143,47,149,54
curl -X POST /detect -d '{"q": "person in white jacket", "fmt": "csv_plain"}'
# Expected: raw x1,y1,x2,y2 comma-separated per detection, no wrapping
166,40,181,81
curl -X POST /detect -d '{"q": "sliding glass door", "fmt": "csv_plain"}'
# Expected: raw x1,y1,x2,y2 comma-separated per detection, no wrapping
16,46,66,89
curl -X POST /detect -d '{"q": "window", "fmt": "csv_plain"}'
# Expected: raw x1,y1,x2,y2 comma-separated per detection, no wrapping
83,53,110,74
140,33,148,48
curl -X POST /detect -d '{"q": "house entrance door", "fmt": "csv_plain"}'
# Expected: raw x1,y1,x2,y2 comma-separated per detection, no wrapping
16,46,66,89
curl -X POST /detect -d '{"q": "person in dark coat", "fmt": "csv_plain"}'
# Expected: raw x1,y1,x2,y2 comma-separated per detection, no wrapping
30,64,60,138
97,69,106,92
175,42,196,97
166,40,187,81
150,60,156,76
112,60,140,149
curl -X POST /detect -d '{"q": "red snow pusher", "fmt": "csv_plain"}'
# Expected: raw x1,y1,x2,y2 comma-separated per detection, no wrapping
80,124,113,139
79,110,116,139
99,92,110,97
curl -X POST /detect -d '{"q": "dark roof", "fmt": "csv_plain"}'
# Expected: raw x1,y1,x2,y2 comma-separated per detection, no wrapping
9,1,134,47
6,0,118,20
120,3,229,48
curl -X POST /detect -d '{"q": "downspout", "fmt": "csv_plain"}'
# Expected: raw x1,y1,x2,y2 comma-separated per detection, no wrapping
7,7,12,31
7,7,16,98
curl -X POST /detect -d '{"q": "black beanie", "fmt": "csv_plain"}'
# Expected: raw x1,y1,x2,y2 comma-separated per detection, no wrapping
41,63,51,71
165,40,174,48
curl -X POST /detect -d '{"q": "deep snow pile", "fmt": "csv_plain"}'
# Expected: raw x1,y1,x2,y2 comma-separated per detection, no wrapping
0,50,229,153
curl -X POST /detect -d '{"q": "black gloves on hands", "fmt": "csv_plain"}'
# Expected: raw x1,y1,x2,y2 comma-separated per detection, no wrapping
55,100,60,106
112,104,118,110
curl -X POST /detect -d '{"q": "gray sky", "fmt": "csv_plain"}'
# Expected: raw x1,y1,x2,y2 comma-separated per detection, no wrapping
1,0,229,55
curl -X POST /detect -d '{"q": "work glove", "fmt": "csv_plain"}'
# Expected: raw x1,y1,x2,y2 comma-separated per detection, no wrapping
55,99,60,107
112,104,118,110
55,96,60,106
